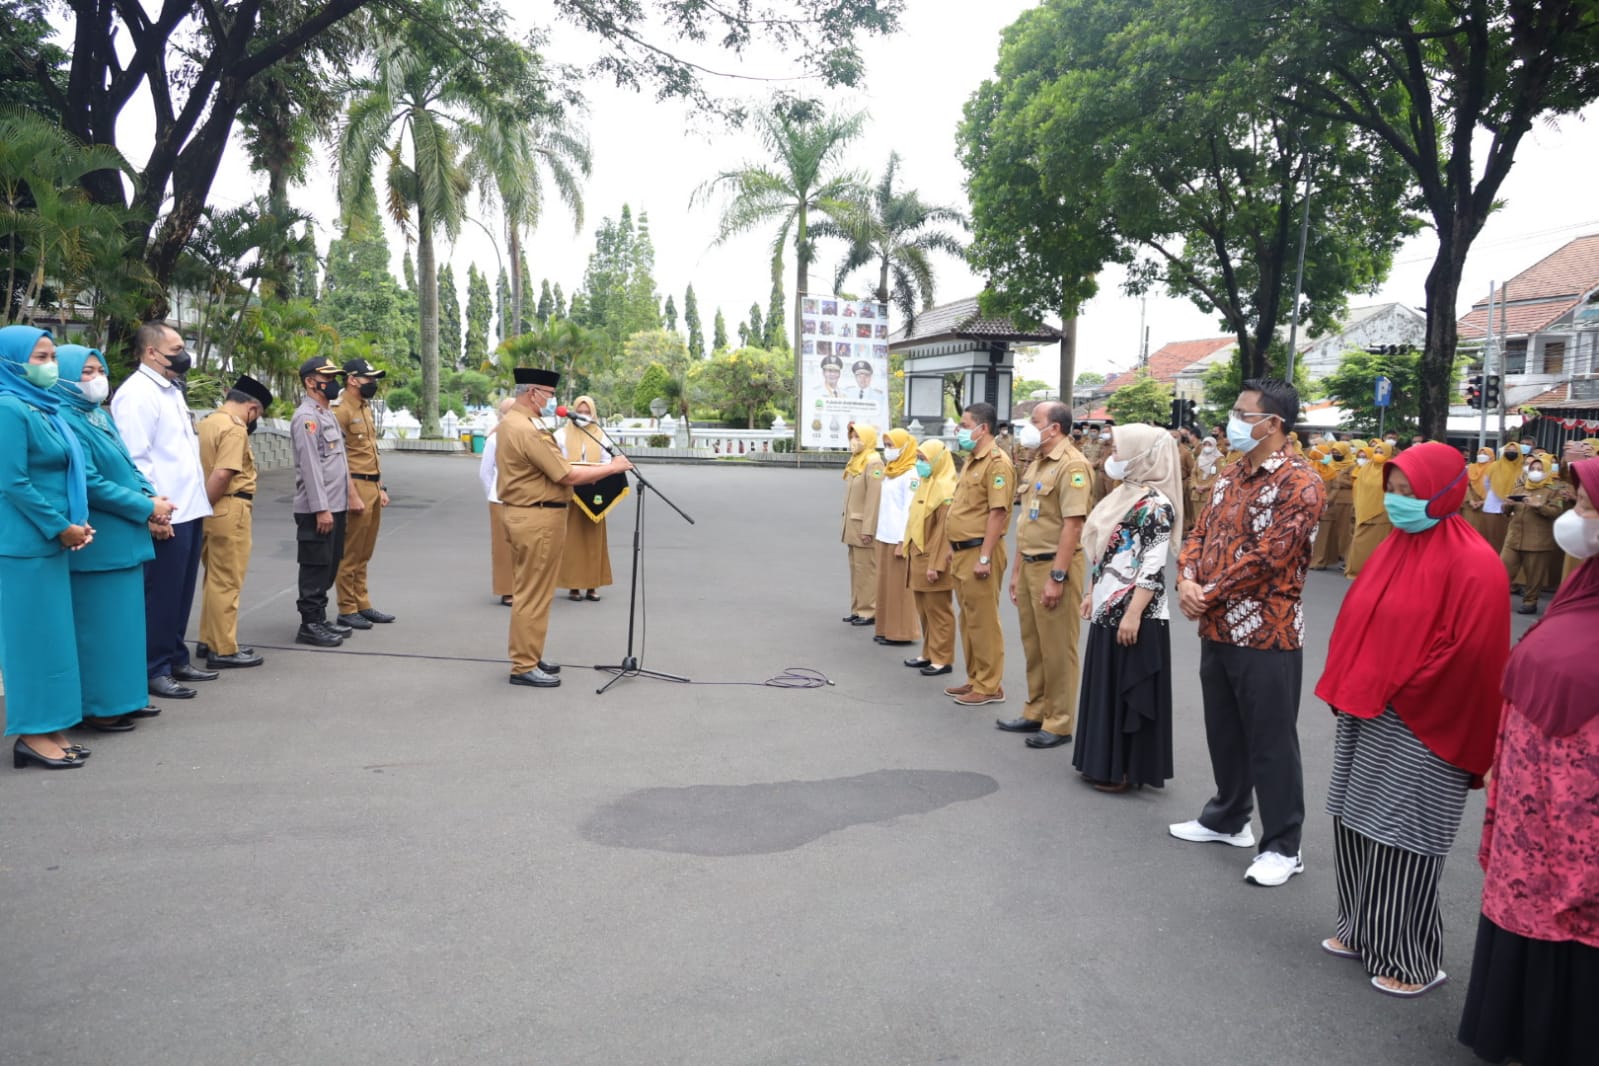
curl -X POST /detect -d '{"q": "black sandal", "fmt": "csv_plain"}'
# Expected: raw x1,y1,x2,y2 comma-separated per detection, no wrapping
568,590,582,601
584,590,601,601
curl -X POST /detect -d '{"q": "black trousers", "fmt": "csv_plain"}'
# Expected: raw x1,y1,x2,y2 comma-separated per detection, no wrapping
143,517,204,678
295,511,346,623
1197,639,1305,856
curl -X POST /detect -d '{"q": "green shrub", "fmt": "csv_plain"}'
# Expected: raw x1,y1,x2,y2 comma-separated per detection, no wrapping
647,434,670,448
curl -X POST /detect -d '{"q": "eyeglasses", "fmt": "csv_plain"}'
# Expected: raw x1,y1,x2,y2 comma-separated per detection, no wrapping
1229,409,1274,423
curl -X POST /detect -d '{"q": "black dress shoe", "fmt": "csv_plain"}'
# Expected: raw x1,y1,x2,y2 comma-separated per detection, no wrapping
172,664,219,682
13,739,84,770
125,705,162,719
509,668,561,688
326,620,353,636
877,638,913,646
1516,604,1538,615
149,675,197,699
360,608,396,623
903,657,931,668
850,616,875,626
207,651,264,669
337,612,374,630
996,717,1042,733
538,661,562,674
1025,731,1072,749
81,715,136,732
919,663,953,676
842,614,860,624
295,623,343,648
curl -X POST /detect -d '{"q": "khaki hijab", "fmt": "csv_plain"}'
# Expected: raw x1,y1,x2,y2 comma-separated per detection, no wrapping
1081,423,1185,562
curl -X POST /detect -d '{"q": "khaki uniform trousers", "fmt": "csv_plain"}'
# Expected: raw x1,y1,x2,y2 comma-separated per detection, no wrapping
199,498,252,656
1502,547,1560,607
1015,553,1085,736
488,503,513,598
336,479,383,615
503,505,568,674
847,543,876,619
914,589,955,665
951,543,1007,694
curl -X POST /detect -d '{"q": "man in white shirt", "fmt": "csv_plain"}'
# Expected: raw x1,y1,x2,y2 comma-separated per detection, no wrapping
111,321,216,700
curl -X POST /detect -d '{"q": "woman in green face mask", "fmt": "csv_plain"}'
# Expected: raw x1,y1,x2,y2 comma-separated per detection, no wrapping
0,325,94,769
903,439,958,675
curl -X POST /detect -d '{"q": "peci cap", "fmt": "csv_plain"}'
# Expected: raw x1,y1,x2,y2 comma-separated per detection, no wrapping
851,360,872,374
820,353,844,370
299,356,341,379
232,374,273,409
341,358,386,378
513,366,560,387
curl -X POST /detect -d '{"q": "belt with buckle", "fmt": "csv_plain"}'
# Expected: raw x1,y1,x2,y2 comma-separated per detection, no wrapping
229,491,254,501
528,501,567,509
351,472,381,483
950,537,984,551
1021,552,1055,564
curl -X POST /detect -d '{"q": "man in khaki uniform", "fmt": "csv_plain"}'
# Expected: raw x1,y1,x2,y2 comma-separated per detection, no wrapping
335,357,394,630
498,367,632,688
945,401,1015,707
997,401,1092,747
196,375,271,669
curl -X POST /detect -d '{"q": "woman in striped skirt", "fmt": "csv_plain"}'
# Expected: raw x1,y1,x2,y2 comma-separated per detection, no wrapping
1314,443,1511,997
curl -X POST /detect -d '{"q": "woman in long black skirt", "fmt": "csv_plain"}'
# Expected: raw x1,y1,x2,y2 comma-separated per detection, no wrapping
1072,424,1183,792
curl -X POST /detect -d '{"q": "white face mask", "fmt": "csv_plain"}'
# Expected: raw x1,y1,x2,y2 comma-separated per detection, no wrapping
1356,457,1370,467
1553,509,1599,559
1527,470,1546,483
1017,423,1042,450
1099,431,1112,441
1103,456,1129,482
80,376,109,404
1476,454,1491,464
883,446,901,462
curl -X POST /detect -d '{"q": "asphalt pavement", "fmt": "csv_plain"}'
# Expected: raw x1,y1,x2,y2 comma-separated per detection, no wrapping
0,453,1535,1065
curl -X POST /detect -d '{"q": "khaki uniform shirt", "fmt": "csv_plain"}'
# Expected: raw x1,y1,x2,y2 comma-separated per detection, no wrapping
291,394,349,514
496,413,572,506
1017,436,1093,556
842,455,885,544
948,439,1016,543
1504,481,1571,552
335,394,381,477
197,409,257,497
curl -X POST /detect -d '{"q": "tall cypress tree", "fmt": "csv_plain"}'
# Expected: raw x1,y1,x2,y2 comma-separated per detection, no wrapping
464,263,492,367
712,307,728,353
684,284,704,359
764,277,788,351
664,294,678,332
536,279,554,322
438,262,462,369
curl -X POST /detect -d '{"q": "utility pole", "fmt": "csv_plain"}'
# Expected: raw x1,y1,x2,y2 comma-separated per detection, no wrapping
1479,282,1495,452
1497,283,1510,443
1284,159,1313,382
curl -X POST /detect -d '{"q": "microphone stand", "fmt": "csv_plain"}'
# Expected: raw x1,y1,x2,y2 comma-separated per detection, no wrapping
566,417,696,694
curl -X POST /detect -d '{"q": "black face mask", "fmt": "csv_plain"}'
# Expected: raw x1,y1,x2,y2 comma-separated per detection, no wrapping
246,418,259,436
323,378,343,402
359,381,378,399
162,348,192,376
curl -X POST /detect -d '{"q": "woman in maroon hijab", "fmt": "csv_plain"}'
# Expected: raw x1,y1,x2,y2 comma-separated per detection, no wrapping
1315,442,1510,997
1458,456,1599,1065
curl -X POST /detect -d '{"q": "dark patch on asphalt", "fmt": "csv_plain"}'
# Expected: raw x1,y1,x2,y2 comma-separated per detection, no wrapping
580,769,998,856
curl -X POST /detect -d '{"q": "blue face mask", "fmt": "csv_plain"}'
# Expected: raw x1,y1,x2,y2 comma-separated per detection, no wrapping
914,459,932,478
1226,415,1262,454
1383,492,1439,534
956,428,976,452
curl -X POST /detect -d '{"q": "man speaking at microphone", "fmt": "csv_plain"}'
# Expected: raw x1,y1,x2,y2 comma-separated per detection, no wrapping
498,369,631,689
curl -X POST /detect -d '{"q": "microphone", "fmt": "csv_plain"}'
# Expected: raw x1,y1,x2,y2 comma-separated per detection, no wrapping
555,405,595,426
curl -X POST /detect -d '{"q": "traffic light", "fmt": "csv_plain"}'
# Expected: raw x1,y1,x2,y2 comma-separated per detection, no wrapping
1364,344,1417,356
1465,375,1482,410
1169,397,1183,430
1183,398,1197,426
1484,374,1501,409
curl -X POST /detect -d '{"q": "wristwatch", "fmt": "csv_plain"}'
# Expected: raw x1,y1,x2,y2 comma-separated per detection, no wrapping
978,555,990,565
1049,569,1068,583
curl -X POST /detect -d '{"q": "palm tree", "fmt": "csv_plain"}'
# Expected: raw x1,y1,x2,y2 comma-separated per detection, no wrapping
692,100,868,359
336,39,475,437
815,152,967,331
465,110,591,339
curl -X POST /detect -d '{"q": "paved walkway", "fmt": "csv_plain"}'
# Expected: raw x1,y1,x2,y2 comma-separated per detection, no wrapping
0,454,1521,1065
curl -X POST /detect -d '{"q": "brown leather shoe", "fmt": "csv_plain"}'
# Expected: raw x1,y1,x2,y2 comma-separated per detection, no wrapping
953,689,1004,706
943,682,973,697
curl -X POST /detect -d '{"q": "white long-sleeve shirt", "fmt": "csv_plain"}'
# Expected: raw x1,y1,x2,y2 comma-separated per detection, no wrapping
479,431,501,503
109,365,211,524
874,469,916,544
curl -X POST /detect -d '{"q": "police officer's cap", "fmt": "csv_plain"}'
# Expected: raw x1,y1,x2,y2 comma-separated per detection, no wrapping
851,360,872,374
819,354,844,370
513,367,560,387
299,356,341,379
232,374,273,409
341,357,386,379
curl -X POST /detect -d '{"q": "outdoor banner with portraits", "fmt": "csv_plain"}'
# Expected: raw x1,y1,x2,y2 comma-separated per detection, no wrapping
798,294,892,449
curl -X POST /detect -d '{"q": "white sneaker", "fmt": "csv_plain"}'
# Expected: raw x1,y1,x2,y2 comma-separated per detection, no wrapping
1168,819,1255,848
1245,850,1305,886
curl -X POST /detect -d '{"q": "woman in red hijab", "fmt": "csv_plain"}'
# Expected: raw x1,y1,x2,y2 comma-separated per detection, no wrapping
1458,455,1599,1066
1315,442,1510,998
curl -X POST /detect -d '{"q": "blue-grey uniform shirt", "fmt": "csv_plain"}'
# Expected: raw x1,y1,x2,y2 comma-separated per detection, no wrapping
291,394,349,514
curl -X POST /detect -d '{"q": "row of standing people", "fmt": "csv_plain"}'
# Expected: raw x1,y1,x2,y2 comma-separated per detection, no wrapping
0,323,397,771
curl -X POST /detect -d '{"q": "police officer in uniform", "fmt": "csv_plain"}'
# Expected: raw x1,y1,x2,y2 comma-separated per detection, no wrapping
196,374,270,668
334,357,395,631
997,401,1092,747
291,356,353,647
498,367,632,688
944,401,1015,707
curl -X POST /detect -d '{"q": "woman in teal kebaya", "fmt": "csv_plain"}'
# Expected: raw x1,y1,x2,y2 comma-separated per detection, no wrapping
55,344,175,729
0,325,94,769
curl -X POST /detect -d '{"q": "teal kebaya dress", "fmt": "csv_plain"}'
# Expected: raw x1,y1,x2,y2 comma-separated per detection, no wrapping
0,325,89,737
55,345,157,720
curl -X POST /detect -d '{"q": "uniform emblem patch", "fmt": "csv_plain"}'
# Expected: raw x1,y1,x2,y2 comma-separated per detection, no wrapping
1070,471,1087,488
871,469,883,479
993,475,1006,488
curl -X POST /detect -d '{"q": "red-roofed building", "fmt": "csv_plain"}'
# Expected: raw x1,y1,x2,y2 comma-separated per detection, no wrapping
1099,337,1236,403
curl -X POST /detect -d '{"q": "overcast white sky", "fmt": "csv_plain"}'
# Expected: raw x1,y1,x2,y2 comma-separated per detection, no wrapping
172,1,1599,382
